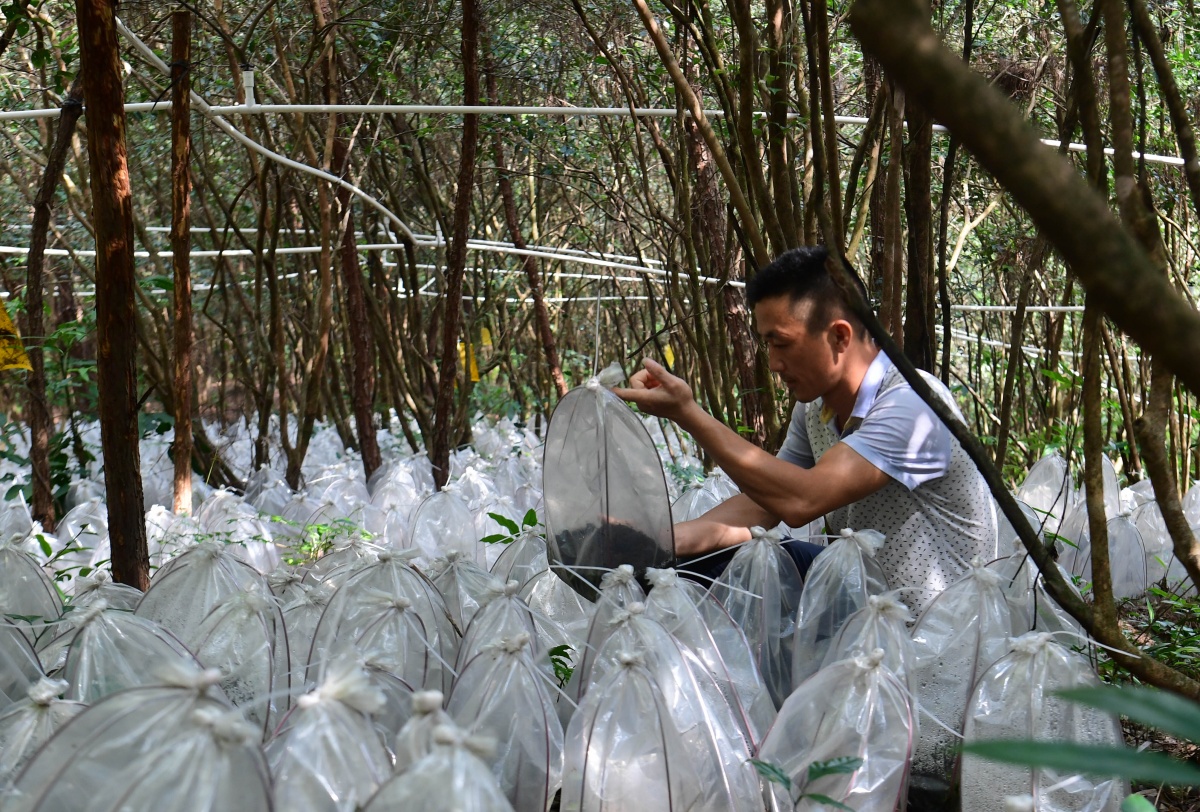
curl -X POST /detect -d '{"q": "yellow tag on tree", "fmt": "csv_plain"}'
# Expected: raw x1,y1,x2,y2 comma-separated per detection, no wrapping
663,343,675,369
0,301,31,372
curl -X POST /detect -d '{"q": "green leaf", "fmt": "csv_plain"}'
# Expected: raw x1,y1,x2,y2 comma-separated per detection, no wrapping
479,534,511,545
37,534,51,557
807,756,863,783
522,508,539,528
963,741,1200,786
798,793,856,811
748,758,792,791
488,512,519,534
1056,685,1200,744
1121,794,1158,812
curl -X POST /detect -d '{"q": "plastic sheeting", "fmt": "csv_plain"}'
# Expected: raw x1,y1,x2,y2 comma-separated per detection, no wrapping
0,678,83,790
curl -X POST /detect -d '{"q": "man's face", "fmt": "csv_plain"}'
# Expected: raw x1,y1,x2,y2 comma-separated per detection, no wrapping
753,296,840,403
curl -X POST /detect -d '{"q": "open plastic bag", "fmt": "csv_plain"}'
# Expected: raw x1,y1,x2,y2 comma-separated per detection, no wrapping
447,633,564,811
364,724,516,812
267,661,393,812
0,678,84,790
643,567,775,751
37,601,200,703
5,662,270,812
709,526,805,707
757,649,914,812
542,370,675,599
819,591,916,695
910,559,1013,795
961,633,1126,812
560,651,704,812
791,528,889,688
136,539,267,645
189,587,290,738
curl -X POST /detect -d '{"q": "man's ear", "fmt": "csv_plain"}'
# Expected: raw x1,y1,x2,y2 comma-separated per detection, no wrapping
829,318,855,352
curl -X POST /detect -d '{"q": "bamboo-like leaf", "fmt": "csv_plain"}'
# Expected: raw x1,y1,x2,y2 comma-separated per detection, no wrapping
963,741,1200,786
1056,684,1200,744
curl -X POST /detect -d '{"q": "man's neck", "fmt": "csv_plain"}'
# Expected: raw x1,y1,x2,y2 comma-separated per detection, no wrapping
825,343,882,429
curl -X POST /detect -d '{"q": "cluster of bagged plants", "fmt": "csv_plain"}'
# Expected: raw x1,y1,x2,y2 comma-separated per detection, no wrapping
0,373,1182,810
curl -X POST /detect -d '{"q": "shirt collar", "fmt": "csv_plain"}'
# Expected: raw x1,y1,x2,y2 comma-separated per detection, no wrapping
850,351,891,421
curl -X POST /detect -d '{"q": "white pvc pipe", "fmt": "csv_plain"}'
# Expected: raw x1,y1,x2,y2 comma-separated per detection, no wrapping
114,19,420,244
1,97,1187,167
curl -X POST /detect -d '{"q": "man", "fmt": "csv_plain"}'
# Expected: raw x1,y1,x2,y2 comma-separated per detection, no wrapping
614,246,995,614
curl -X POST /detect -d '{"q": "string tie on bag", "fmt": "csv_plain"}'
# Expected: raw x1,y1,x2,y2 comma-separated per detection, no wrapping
74,600,109,628
840,527,886,557
75,570,112,595
1004,795,1035,812
587,361,626,390
298,661,385,715
617,650,644,668
190,707,258,747
645,567,678,588
27,678,68,706
600,564,636,590
609,602,646,628
749,526,784,543
867,592,913,624
154,660,225,692
412,690,445,714
853,647,887,670
1009,632,1054,656
431,723,497,759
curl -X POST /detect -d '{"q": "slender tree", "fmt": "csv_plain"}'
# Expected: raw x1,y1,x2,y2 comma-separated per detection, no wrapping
171,10,193,516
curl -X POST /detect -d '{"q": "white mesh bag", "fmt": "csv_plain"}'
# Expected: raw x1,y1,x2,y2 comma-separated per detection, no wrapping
961,633,1126,812
791,528,889,688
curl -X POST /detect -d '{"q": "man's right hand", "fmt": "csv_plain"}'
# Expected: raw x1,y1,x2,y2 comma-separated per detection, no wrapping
613,358,698,424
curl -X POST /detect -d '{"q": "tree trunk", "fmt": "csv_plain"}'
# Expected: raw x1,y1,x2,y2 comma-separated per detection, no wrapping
333,135,383,481
25,77,83,533
431,0,480,489
903,103,935,371
75,0,148,589
171,10,194,516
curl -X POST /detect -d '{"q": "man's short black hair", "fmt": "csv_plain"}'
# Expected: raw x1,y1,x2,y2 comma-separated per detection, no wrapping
746,246,869,333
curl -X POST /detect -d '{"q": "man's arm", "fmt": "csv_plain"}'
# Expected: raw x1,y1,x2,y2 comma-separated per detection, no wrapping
674,492,778,556
615,359,891,530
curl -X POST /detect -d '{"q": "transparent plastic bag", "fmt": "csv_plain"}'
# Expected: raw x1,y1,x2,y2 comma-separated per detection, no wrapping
447,633,564,812
1072,516,1148,599
585,605,762,812
791,528,889,688
910,560,1013,792
987,543,1084,638
490,529,549,589
671,486,722,523
37,601,199,703
69,570,142,612
409,491,484,565
644,567,775,751
267,661,392,812
307,552,460,694
560,651,704,812
50,498,110,586
0,544,62,641
282,580,334,679
0,678,84,790
819,591,916,696
189,587,290,738
433,551,503,630
363,724,516,812
457,581,541,671
0,623,44,711
6,663,269,812
136,539,267,645
519,569,595,663
568,565,647,706
542,373,674,599
1015,454,1073,538
1132,501,1172,583
757,649,914,812
962,633,1126,812
709,526,805,707
394,689,454,771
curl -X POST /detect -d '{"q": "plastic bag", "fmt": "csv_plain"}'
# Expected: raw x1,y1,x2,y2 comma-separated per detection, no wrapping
267,661,393,812
37,601,200,703
136,539,267,645
69,570,142,612
194,489,280,573
5,662,270,812
457,580,541,671
961,633,1126,812
0,543,62,641
791,528,889,688
756,649,914,812
1015,454,1073,537
671,486,722,523
643,567,775,751
189,587,290,738
560,651,704,812
409,491,484,565
307,552,460,694
581,603,761,812
542,373,674,599
490,529,549,589
363,724,516,812
709,526,805,707
987,542,1084,638
432,551,503,630
568,565,647,706
519,568,595,664
819,591,916,695
1132,500,1173,583
282,580,334,679
0,678,84,790
0,623,44,711
910,559,1013,793
447,633,564,811
394,689,454,770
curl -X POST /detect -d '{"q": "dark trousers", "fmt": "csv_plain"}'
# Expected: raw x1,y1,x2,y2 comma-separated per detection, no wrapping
676,538,825,584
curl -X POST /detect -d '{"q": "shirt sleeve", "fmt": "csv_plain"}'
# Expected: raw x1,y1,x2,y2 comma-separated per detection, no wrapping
776,402,816,469
841,384,952,490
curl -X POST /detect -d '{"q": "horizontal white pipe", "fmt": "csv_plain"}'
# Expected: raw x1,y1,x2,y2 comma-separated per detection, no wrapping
952,304,1086,313
2,98,1187,168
